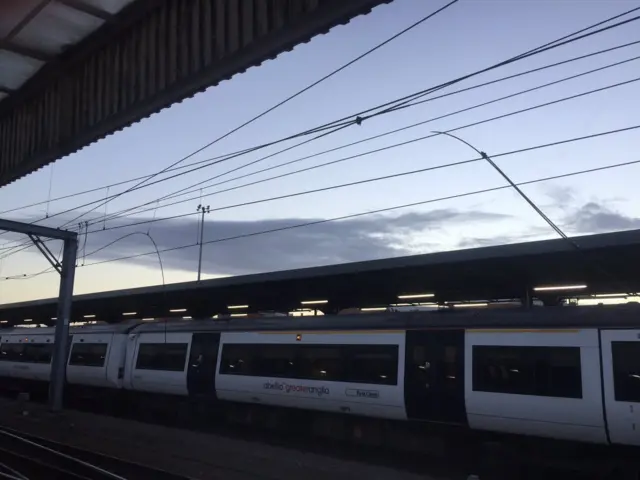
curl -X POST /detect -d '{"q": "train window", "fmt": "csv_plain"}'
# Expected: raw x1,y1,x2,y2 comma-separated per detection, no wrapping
22,343,53,364
472,346,582,398
345,345,398,385
254,345,297,378
69,343,108,367
0,343,24,361
135,343,188,372
219,344,256,375
296,345,344,382
220,343,399,385
611,342,640,403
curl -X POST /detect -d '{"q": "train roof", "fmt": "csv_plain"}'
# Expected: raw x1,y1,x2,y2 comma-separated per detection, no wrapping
2,305,639,337
0,321,139,336
127,305,640,334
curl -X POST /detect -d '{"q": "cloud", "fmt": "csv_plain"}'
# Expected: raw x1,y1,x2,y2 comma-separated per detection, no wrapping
66,208,510,276
455,227,553,250
563,202,640,234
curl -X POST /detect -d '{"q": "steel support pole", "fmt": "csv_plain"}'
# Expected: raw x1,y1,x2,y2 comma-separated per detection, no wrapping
197,209,205,282
48,237,78,411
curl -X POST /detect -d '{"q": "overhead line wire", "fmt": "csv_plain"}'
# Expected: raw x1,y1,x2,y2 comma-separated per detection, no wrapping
99,54,640,222
79,12,640,226
72,123,640,237
6,5,638,234
5,36,638,219
366,9,640,116
2,7,639,259
1,78,638,259
57,0,461,229
45,157,640,272
5,144,640,280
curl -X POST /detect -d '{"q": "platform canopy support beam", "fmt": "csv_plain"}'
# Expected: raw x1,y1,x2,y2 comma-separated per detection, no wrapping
0,218,78,412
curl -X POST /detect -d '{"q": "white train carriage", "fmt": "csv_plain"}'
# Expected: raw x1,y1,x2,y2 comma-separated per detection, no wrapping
464,328,607,444
216,330,406,420
599,329,640,447
66,323,134,389
0,306,638,450
0,330,55,382
0,322,137,391
123,330,192,395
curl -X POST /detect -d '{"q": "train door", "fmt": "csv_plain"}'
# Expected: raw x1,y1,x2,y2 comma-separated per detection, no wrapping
404,329,467,424
187,333,220,397
601,329,640,446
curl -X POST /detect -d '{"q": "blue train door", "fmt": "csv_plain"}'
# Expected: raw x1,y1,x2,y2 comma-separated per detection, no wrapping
404,329,467,424
187,333,220,397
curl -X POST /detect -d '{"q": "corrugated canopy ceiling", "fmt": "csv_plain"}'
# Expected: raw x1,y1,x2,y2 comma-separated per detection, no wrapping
0,0,135,102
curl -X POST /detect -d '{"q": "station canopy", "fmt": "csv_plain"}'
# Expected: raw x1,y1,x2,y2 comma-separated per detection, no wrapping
1,228,639,326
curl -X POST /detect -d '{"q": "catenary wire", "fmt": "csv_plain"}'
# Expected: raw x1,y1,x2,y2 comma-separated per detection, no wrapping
58,0,461,229
77,13,640,227
367,9,640,117
41,157,640,273
1,75,638,261
1,77,638,259
4,36,638,219
89,12,640,224
72,123,640,237
5,6,638,238
4,147,640,280
2,8,639,259
99,54,640,222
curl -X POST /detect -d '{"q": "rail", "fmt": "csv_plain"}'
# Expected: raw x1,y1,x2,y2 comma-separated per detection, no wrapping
0,425,191,480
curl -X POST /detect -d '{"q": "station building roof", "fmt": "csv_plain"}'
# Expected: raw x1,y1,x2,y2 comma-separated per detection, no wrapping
0,0,390,186
1,228,639,326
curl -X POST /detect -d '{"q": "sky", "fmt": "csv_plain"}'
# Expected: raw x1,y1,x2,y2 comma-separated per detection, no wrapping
0,0,639,304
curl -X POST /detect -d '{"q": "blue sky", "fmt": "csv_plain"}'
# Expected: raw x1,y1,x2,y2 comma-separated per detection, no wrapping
1,0,639,303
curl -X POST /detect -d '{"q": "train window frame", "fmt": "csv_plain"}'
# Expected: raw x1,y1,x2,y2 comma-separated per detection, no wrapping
344,345,399,385
0,342,53,363
219,343,399,386
135,343,189,372
472,345,583,399
69,343,108,367
0,343,24,362
611,341,640,403
22,343,53,364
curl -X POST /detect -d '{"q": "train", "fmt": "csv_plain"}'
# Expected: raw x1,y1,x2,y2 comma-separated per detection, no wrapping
0,305,638,457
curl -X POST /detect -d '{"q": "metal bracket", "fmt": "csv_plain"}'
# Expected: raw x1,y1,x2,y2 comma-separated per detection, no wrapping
28,234,62,274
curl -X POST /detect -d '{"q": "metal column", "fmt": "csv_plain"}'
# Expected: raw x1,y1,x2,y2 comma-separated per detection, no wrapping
0,218,78,412
49,237,78,411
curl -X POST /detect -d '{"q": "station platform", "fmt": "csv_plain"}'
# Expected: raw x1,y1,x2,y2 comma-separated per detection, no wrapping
0,397,440,480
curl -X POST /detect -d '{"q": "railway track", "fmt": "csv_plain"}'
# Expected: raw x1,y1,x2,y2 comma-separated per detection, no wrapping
0,394,635,480
0,425,191,480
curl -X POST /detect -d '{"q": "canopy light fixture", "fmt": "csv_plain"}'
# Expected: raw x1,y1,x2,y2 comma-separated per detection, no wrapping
123,312,137,316
533,284,587,292
361,307,387,312
397,293,434,300
453,303,488,308
300,300,328,305
83,314,96,319
170,308,187,313
227,305,248,310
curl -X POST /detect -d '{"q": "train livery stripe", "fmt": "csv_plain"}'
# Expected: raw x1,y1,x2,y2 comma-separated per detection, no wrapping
466,329,581,333
255,330,405,335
